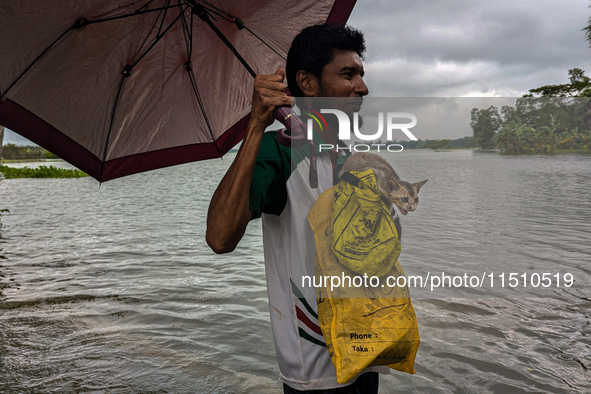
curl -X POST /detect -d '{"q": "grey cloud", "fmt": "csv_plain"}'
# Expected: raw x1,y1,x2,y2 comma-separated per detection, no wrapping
348,0,591,96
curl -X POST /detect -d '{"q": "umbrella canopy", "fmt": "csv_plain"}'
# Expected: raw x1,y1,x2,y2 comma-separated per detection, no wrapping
0,0,356,181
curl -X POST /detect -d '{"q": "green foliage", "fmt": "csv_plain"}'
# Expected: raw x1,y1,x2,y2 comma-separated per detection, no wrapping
491,114,590,154
514,96,586,133
424,139,452,150
1,144,59,161
492,118,535,154
401,139,426,149
0,165,88,179
526,68,591,97
471,106,502,149
45,151,59,159
558,127,590,149
449,136,477,148
521,68,591,134
389,136,475,149
474,69,591,154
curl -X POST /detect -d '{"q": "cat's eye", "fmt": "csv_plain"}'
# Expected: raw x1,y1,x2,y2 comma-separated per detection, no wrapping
401,197,409,203
414,198,419,202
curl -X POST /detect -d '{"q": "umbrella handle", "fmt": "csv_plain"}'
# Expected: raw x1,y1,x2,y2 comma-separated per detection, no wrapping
274,107,308,148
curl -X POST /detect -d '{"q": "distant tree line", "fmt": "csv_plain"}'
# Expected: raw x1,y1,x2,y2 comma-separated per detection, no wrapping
351,136,476,150
400,136,475,149
1,144,59,161
471,68,591,154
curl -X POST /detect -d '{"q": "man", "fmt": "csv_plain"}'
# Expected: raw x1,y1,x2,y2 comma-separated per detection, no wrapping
206,24,385,393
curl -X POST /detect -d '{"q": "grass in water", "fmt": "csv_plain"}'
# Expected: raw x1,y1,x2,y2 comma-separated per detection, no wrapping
0,165,88,179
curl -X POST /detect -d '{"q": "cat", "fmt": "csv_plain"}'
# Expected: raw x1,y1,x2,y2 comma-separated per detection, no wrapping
338,152,427,215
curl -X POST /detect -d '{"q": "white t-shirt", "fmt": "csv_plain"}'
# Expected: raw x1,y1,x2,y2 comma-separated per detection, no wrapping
249,131,387,390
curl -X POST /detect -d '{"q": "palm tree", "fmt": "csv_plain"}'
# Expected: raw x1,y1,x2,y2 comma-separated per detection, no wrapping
493,126,515,153
575,128,591,149
584,13,591,47
493,118,534,154
535,125,559,153
558,127,591,149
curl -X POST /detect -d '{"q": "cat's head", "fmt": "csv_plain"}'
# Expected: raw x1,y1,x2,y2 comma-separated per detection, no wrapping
386,179,428,215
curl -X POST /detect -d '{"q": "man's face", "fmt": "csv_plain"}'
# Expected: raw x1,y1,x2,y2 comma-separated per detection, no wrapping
317,49,369,113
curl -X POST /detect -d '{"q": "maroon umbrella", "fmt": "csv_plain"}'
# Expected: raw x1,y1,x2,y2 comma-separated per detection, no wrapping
0,0,356,181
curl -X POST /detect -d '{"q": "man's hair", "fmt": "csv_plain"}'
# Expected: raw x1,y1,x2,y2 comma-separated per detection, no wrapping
286,24,366,97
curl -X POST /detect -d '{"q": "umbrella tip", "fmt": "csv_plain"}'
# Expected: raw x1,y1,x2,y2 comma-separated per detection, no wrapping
186,0,208,20
73,18,89,29
232,18,244,30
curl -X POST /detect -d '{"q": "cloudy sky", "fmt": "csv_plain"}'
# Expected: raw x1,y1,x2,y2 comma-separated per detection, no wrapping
349,0,591,97
3,0,591,144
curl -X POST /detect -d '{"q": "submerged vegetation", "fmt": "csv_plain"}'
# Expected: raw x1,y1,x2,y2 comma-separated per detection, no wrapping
0,165,88,179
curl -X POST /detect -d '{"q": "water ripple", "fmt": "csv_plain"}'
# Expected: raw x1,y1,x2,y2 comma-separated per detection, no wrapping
1,152,590,392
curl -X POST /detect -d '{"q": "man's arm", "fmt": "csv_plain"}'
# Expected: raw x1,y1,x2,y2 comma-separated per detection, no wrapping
206,69,293,254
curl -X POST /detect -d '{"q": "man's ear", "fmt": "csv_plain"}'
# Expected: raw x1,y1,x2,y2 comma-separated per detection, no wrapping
295,70,319,97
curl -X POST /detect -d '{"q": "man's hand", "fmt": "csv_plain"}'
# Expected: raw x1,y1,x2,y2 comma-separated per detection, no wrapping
250,69,294,129
206,69,292,254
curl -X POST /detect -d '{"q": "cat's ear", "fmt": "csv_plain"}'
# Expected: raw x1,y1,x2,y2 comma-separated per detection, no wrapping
413,179,428,191
388,178,401,192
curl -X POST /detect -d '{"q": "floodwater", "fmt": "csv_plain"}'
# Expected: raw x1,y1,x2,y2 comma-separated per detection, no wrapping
0,150,589,393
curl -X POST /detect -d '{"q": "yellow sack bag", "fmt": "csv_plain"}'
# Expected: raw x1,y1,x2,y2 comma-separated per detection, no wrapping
308,170,420,384
331,170,401,278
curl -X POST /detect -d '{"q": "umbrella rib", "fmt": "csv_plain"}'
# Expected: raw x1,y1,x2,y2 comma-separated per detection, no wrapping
136,0,159,14
156,0,172,37
189,2,256,78
100,4,189,177
189,12,194,59
186,66,221,157
1,25,76,100
189,10,194,59
101,72,129,180
240,25,287,61
84,4,181,26
178,0,193,57
129,6,188,70
198,1,240,22
89,0,156,20
180,2,219,155
199,1,287,60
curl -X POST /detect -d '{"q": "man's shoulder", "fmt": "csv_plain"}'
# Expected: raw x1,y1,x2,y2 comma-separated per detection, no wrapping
257,129,290,159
